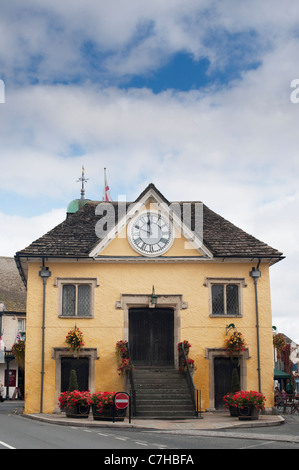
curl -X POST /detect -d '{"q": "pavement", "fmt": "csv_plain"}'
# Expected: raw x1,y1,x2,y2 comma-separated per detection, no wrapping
23,408,285,431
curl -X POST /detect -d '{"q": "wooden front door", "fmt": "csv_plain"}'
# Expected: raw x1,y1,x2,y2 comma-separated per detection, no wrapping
61,357,89,392
214,357,240,410
129,308,174,366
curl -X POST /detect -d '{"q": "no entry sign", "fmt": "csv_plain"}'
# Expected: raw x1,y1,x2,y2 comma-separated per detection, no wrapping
114,392,129,410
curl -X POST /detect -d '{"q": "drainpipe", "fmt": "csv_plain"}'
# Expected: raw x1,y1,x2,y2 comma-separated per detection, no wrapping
250,260,261,392
39,260,51,413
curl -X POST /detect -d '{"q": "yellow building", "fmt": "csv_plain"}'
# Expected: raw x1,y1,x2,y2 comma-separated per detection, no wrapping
15,183,284,415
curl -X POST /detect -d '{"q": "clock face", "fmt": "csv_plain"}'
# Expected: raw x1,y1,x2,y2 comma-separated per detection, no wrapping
128,212,173,257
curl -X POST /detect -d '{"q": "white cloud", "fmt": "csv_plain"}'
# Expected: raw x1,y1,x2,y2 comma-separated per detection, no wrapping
0,0,298,341
0,209,66,257
1,1,299,82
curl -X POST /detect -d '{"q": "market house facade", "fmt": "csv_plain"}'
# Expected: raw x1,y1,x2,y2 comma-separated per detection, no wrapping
15,183,284,414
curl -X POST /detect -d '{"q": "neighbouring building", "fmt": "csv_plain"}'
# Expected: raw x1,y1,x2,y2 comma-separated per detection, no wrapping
274,332,299,393
0,256,26,398
15,183,284,415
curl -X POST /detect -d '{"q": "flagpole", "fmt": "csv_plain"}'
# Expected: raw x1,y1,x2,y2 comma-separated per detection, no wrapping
102,167,112,201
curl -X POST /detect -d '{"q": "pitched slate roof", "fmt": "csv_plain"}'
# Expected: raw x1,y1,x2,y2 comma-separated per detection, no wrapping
15,184,283,262
0,257,26,311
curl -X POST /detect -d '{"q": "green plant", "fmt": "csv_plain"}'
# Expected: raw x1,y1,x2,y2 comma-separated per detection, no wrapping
68,369,79,391
231,368,240,393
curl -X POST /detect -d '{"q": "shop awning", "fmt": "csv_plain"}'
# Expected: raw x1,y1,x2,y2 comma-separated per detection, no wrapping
274,368,291,380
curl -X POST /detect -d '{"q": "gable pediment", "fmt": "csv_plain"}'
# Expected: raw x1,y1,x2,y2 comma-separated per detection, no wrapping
89,185,213,259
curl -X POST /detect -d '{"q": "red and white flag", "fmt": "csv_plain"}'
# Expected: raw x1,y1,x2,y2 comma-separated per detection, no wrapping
102,167,112,201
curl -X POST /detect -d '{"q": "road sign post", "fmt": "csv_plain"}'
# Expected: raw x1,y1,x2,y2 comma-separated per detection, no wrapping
113,391,131,423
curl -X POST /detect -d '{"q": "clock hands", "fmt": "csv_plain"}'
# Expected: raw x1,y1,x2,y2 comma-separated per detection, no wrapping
130,212,172,256
147,216,151,236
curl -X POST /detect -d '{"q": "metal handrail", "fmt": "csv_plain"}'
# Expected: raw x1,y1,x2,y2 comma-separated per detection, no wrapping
179,345,202,418
126,342,136,416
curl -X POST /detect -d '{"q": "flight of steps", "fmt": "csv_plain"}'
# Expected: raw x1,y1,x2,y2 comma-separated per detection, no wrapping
131,366,195,419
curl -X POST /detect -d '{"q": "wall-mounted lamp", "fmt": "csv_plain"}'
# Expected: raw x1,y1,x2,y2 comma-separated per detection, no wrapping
151,286,158,305
249,267,261,280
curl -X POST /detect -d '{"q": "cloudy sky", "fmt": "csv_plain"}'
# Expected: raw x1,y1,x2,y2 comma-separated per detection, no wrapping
0,1,298,341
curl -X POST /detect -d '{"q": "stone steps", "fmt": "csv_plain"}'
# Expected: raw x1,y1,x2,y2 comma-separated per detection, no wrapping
130,366,195,419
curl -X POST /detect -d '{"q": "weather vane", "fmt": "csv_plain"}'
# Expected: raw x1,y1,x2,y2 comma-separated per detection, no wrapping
77,165,89,199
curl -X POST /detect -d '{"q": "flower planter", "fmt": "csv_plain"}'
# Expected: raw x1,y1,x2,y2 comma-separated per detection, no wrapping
65,404,90,419
238,405,259,420
92,404,126,421
224,390,265,419
229,405,239,417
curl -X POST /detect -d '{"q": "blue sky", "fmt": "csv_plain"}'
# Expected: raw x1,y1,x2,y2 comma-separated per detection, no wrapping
0,0,299,341
121,54,211,93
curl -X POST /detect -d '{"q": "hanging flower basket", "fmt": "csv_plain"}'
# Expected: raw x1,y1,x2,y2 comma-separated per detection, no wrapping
12,340,25,370
225,331,246,362
116,340,128,357
179,357,197,375
65,327,84,358
115,340,134,375
178,340,191,357
117,358,132,375
273,333,286,352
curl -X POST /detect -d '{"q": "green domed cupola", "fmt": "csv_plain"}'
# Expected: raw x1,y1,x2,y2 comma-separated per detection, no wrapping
67,198,89,214
66,166,91,217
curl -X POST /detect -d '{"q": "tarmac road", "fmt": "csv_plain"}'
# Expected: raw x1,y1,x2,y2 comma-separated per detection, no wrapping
1,401,299,450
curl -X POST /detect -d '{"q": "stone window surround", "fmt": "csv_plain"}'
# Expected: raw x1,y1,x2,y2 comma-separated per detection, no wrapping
54,277,99,318
204,277,247,317
115,293,188,369
52,347,99,413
